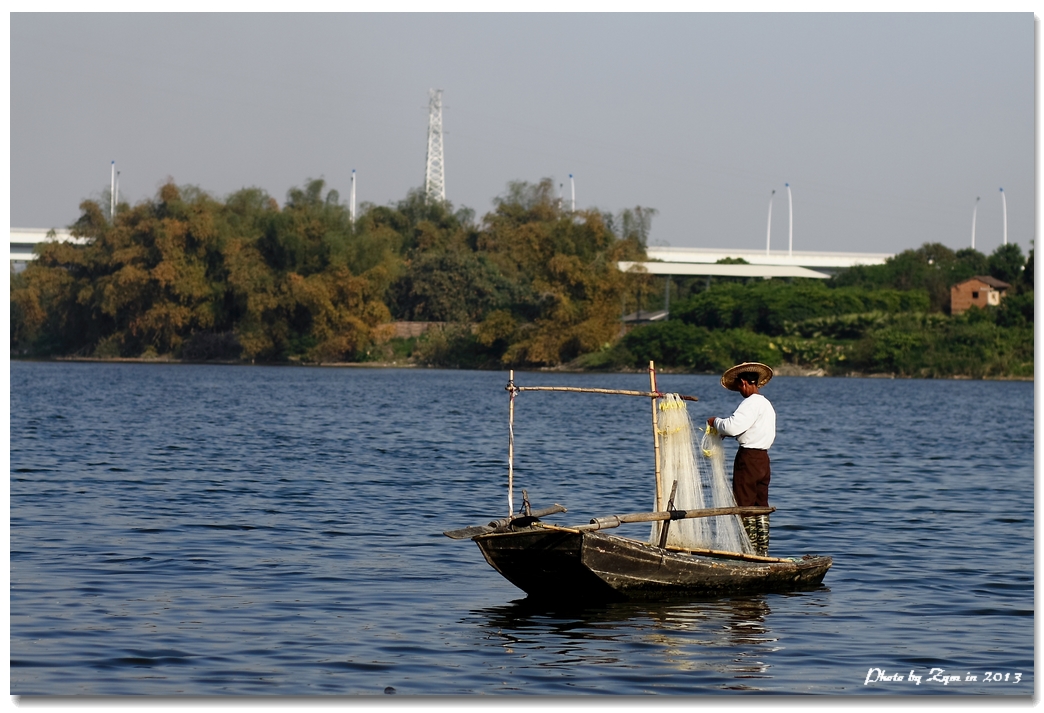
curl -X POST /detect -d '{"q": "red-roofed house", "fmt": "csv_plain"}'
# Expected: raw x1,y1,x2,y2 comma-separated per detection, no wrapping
950,275,1011,315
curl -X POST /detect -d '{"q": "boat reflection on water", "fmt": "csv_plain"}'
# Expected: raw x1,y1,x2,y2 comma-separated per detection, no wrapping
470,587,829,690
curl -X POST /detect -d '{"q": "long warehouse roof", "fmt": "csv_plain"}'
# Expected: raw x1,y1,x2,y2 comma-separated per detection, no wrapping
646,246,891,268
618,261,831,279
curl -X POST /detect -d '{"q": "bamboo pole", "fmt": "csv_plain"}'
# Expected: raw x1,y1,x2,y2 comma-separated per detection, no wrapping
534,524,794,562
515,386,697,401
508,369,516,517
532,522,582,534
576,505,776,532
649,361,663,515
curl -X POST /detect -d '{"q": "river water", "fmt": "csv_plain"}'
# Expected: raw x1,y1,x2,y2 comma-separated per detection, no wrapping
9,362,1033,696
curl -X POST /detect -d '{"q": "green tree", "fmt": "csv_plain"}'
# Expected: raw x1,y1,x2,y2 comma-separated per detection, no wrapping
12,179,398,362
1022,247,1034,291
391,249,523,323
988,243,1025,287
952,248,989,284
477,179,646,366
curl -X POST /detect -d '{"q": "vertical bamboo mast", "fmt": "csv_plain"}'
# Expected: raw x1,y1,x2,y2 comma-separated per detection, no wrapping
507,370,516,516
649,361,663,512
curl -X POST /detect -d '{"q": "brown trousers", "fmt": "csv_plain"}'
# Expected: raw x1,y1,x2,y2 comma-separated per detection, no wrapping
733,447,770,507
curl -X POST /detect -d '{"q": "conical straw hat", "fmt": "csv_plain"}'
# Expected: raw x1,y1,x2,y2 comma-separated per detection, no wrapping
720,362,774,391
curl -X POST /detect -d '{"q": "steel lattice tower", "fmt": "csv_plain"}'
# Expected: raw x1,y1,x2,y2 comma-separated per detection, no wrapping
424,89,446,203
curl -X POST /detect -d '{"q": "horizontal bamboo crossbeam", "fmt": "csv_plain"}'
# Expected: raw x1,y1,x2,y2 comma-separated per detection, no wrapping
514,386,698,401
535,523,798,562
576,506,775,532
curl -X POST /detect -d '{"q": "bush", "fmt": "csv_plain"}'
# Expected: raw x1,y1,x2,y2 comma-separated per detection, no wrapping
412,324,504,369
995,291,1034,328
848,316,1033,378
621,322,781,372
671,281,929,336
180,331,243,361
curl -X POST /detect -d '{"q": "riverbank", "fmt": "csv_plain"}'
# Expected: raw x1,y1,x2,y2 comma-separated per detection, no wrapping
18,355,1032,380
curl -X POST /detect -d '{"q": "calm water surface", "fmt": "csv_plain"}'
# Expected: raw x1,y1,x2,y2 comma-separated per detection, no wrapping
10,362,1033,695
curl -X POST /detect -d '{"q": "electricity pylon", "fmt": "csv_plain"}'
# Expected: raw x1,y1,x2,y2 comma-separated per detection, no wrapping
424,89,446,203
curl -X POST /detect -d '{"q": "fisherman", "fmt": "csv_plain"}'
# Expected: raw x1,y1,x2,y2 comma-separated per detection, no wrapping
706,362,775,556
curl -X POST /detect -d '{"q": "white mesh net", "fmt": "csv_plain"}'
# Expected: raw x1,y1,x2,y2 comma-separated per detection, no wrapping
650,394,755,555
651,394,712,547
698,425,755,555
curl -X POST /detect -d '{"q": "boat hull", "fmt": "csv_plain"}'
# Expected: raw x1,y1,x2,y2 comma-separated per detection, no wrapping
474,527,832,601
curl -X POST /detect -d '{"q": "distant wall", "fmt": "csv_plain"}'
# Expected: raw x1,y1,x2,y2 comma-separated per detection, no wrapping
393,322,436,339
951,279,1005,315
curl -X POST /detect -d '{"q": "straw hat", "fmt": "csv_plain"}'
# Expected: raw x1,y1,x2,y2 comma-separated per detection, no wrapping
721,362,774,391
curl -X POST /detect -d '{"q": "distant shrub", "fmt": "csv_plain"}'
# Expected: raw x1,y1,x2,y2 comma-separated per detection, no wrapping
180,332,243,361
848,316,1033,378
621,322,781,372
995,291,1034,329
671,281,929,336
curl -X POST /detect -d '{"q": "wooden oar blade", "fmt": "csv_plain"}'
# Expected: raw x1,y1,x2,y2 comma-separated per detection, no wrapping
443,524,494,540
444,503,568,540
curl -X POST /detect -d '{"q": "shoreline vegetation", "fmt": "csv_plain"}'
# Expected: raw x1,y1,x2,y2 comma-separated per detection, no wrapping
17,353,1033,381
12,179,1033,380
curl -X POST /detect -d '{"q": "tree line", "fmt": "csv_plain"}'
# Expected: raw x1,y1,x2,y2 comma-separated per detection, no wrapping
11,179,648,366
11,179,1033,378
612,242,1033,378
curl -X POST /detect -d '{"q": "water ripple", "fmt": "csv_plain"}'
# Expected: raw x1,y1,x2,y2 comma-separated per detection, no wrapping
10,363,1033,694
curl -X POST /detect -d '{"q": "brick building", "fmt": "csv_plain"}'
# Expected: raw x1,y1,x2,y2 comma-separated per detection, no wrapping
950,275,1011,315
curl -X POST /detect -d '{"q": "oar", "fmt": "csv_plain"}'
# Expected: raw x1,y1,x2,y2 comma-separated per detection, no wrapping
443,503,568,540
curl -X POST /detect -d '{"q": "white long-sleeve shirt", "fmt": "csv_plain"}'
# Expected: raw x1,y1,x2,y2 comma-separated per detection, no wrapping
713,393,776,450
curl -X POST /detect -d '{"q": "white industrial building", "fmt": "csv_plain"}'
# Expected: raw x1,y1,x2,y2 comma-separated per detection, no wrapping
621,246,893,281
10,228,86,272
618,245,895,321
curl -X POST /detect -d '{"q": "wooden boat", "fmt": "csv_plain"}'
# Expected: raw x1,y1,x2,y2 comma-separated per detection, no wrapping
444,364,832,602
475,527,831,601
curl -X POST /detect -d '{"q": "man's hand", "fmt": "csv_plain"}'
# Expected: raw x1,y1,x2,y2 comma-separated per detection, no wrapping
706,417,716,428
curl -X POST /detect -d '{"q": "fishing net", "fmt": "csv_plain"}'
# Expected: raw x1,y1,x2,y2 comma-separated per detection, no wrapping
650,394,712,548
698,425,755,555
650,394,755,555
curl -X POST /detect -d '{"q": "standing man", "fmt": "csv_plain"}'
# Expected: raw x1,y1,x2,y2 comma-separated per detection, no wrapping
706,362,775,556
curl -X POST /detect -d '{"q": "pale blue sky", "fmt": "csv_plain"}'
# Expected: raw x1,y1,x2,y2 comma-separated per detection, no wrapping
10,13,1034,255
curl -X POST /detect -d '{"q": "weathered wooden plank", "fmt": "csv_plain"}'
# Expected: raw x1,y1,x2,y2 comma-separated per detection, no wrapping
656,480,679,549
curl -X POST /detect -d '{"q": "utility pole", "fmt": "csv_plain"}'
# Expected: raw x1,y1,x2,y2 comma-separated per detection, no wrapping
569,174,575,212
424,89,446,203
350,169,357,226
110,161,116,221
786,182,793,257
766,189,775,255
971,196,980,249
1000,188,1007,245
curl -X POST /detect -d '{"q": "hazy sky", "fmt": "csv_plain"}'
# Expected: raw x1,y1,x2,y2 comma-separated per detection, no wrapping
10,13,1034,256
